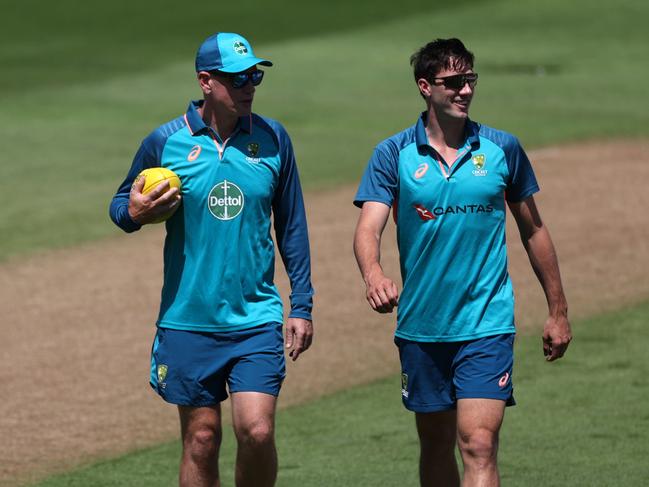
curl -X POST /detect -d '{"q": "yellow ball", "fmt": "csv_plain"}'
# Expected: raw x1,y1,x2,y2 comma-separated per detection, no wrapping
136,167,182,223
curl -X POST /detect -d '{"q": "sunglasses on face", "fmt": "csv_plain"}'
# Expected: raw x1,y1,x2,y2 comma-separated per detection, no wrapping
432,73,478,90
211,69,264,88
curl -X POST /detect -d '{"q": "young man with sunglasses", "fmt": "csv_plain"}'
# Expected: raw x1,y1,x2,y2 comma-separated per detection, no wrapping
110,32,313,487
353,38,571,486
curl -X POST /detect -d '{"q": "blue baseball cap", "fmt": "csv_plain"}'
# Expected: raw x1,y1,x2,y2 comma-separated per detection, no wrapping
195,33,273,73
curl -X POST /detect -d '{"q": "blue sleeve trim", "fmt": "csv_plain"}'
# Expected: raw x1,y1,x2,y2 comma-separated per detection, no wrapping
353,139,401,208
109,117,184,232
479,125,539,202
507,185,539,203
503,136,539,202
268,119,315,320
353,196,394,208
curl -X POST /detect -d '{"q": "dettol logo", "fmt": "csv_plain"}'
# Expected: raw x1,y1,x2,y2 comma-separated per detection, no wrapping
208,180,244,220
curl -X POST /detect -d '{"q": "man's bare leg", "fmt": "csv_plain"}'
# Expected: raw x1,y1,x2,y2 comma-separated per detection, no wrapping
456,398,506,487
231,392,278,487
416,409,461,487
178,405,222,487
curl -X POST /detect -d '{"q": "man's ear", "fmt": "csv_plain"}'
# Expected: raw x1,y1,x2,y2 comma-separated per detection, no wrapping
417,78,432,98
197,71,212,95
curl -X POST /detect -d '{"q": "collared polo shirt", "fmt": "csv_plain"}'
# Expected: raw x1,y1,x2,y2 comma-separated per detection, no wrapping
110,100,313,332
354,113,538,342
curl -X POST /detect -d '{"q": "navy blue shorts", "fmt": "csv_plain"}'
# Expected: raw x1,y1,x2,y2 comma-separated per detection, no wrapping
395,333,515,413
150,323,286,406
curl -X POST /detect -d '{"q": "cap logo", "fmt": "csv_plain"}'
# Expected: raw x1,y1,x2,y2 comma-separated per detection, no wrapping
208,180,245,220
233,40,248,55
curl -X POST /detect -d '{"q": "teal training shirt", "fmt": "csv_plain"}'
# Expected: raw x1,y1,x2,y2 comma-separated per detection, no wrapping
354,113,538,342
110,101,313,332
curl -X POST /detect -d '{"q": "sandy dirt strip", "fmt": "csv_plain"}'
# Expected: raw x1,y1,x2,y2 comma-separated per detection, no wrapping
1,140,648,486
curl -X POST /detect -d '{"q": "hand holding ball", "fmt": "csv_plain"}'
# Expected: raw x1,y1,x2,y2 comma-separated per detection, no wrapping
138,168,181,195
129,168,182,224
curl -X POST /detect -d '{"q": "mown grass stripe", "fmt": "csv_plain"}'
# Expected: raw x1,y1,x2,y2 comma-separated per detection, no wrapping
2,0,648,261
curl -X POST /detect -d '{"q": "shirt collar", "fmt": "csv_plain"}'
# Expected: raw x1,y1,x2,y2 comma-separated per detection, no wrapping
184,100,252,136
414,112,429,148
415,112,480,150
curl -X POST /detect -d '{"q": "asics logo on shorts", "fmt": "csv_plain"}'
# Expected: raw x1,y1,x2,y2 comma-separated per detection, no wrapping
498,372,510,388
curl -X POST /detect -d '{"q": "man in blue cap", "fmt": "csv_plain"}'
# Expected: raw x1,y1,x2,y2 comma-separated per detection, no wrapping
110,33,314,486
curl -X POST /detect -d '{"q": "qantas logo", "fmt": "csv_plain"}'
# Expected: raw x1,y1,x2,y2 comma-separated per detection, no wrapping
413,204,435,221
413,203,494,221
433,204,494,216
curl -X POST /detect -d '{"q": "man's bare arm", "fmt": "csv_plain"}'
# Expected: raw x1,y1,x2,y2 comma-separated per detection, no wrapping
508,195,572,361
353,202,399,313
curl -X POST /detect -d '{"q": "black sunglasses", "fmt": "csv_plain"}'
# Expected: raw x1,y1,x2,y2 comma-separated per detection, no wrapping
432,73,478,90
210,69,264,89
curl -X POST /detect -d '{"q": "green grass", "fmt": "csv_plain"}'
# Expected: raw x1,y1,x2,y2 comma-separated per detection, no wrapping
0,0,468,97
1,0,648,260
31,300,649,486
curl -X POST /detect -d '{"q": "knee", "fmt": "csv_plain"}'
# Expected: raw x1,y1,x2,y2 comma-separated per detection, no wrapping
185,426,222,461
458,428,499,464
236,419,274,448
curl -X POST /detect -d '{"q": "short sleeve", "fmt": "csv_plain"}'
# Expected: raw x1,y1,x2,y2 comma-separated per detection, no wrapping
353,142,399,208
504,138,539,202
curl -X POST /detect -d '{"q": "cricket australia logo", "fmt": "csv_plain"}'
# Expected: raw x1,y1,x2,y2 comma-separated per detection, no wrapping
472,154,488,177
157,365,168,382
233,40,248,55
208,180,245,220
157,364,168,390
401,373,409,399
246,142,261,163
